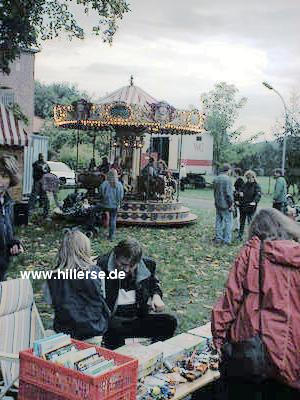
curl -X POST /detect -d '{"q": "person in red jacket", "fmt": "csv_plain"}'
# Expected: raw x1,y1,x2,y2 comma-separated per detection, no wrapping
212,208,300,400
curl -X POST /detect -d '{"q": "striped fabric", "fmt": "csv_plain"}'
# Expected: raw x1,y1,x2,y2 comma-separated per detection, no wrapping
0,279,45,388
98,84,158,109
0,103,29,147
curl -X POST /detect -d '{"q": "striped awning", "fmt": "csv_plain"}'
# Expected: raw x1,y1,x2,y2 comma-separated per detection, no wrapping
0,103,29,147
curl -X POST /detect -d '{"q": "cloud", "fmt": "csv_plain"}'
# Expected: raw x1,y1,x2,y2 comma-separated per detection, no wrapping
35,0,300,139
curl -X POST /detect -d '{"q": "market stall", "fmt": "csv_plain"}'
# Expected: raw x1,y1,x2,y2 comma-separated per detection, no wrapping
54,78,205,226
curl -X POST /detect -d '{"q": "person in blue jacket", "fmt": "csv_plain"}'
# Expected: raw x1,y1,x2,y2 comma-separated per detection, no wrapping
99,168,124,241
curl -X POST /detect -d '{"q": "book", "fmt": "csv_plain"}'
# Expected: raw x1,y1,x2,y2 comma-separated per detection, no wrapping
74,354,105,372
85,359,115,376
33,333,65,356
39,334,71,357
44,343,77,361
55,347,97,368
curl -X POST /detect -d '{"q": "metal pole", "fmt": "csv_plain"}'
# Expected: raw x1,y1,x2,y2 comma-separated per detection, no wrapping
263,83,288,176
177,133,183,202
146,133,152,201
76,128,79,172
92,132,96,159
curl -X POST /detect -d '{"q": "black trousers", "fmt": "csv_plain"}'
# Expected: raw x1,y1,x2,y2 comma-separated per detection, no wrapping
193,378,300,400
0,254,10,281
103,313,177,350
239,208,256,237
273,202,287,215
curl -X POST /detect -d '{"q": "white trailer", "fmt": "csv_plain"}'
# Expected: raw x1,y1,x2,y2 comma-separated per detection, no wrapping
142,131,213,174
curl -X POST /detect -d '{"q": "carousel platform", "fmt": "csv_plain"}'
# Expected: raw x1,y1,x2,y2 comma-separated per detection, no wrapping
117,200,198,226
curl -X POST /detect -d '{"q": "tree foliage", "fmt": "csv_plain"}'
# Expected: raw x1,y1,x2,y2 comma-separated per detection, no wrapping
201,82,247,172
35,80,90,119
0,0,130,74
35,81,111,166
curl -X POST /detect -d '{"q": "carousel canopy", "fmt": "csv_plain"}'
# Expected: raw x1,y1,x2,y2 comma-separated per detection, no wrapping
54,78,205,135
98,83,158,110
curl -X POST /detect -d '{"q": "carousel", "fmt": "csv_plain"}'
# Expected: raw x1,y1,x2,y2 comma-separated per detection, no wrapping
53,77,205,226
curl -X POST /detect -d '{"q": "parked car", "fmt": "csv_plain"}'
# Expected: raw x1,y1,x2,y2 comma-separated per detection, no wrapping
47,161,76,187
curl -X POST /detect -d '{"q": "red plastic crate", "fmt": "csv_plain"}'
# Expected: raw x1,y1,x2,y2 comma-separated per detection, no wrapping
19,339,138,400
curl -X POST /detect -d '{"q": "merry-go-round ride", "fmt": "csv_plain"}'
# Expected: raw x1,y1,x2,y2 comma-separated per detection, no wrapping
53,78,205,227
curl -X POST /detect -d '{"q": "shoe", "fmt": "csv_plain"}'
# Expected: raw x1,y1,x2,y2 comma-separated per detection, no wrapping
212,238,223,246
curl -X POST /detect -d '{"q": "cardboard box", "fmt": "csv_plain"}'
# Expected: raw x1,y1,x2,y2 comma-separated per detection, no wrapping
161,333,206,360
188,322,212,338
116,343,163,379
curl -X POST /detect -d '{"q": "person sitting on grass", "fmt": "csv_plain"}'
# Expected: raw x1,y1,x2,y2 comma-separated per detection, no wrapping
45,229,110,343
97,238,177,350
0,153,24,281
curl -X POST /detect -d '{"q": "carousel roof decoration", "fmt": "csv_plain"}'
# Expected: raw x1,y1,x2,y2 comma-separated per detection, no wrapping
54,77,205,135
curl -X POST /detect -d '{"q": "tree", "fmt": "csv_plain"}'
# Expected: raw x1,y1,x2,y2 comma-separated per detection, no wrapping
35,81,112,166
200,82,247,173
35,81,90,119
0,0,130,74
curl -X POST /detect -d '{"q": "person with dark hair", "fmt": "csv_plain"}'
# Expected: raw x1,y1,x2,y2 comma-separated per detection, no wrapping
28,153,50,217
98,156,110,174
0,154,24,281
212,208,300,399
238,170,261,240
273,169,287,214
233,168,244,232
97,238,177,349
213,164,234,245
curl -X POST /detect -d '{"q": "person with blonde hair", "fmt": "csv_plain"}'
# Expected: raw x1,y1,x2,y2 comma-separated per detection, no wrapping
45,229,110,341
0,153,24,281
238,169,261,240
99,168,124,240
212,208,300,399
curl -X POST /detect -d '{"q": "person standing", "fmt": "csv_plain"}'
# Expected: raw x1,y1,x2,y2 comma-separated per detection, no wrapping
99,169,124,241
273,169,287,214
238,170,261,240
28,153,50,217
213,164,234,245
0,154,24,281
233,168,244,232
212,208,300,400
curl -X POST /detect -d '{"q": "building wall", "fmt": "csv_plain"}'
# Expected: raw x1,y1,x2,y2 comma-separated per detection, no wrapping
0,51,36,134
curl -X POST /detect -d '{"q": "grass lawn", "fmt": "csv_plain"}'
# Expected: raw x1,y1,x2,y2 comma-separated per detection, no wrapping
8,178,277,335
9,207,244,335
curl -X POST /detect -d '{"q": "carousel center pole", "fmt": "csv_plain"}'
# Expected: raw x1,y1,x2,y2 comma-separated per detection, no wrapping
177,132,183,202
146,132,153,202
75,127,80,193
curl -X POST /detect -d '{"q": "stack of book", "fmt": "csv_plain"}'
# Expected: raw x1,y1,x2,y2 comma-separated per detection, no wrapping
33,334,116,376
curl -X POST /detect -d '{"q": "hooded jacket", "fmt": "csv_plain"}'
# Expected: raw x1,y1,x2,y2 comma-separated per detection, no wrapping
212,236,300,389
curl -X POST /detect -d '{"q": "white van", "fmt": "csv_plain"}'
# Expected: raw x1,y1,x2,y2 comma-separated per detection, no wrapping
47,161,76,187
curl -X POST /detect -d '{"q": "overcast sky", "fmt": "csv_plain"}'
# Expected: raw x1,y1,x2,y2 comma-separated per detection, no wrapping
35,0,300,140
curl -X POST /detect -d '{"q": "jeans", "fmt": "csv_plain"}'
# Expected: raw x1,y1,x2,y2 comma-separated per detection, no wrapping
273,202,287,215
215,208,233,244
28,180,49,217
108,208,118,239
103,313,177,350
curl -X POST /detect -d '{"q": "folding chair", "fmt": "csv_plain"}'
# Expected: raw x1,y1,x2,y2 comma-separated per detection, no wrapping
0,278,45,399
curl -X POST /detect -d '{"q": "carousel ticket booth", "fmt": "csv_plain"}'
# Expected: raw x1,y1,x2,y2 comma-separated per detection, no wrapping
54,79,205,227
